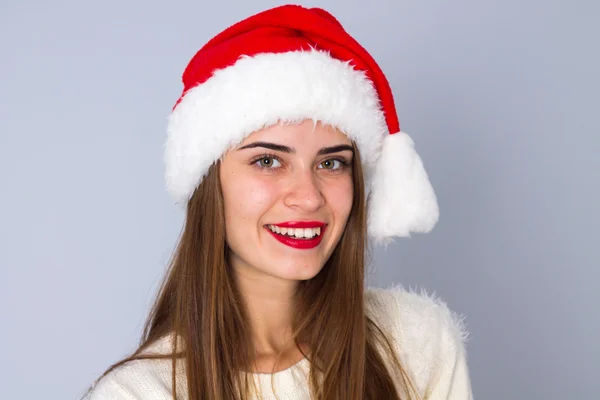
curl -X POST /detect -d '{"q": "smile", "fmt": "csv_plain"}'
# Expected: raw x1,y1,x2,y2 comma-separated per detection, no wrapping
267,224,321,239
264,222,327,249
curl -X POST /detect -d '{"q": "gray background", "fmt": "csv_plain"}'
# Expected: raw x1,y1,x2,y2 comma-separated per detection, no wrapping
1,0,598,399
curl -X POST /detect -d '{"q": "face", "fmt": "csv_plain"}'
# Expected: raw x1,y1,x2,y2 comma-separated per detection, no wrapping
219,120,354,284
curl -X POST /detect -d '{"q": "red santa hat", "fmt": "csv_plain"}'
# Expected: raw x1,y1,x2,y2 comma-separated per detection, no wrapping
165,4,439,244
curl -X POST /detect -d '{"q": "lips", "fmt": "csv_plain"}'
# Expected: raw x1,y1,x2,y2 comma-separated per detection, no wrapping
271,221,326,229
265,221,327,250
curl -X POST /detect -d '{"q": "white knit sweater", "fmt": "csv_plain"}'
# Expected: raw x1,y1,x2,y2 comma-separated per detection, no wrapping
85,286,473,399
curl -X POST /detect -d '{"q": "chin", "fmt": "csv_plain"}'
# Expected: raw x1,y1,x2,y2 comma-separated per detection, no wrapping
270,261,325,282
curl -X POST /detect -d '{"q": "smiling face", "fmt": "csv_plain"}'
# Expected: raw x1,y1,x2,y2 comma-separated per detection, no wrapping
219,120,354,284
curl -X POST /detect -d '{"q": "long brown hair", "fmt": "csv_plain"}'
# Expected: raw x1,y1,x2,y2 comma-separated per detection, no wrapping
85,142,419,399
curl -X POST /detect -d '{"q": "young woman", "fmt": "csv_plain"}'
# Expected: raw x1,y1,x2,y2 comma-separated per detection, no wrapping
84,5,473,400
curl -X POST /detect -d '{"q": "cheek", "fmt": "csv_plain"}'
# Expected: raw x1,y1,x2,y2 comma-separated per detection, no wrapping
222,174,278,226
325,177,354,218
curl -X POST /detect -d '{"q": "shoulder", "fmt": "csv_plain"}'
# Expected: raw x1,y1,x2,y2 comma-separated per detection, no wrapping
84,335,186,400
365,285,472,398
365,284,469,345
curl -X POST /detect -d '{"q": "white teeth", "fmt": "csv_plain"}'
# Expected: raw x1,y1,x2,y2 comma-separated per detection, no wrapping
267,225,322,239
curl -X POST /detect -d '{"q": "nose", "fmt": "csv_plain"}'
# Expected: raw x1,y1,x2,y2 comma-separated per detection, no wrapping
283,169,325,212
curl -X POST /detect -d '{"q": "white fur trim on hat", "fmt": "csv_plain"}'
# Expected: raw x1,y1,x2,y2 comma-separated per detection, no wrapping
166,49,386,203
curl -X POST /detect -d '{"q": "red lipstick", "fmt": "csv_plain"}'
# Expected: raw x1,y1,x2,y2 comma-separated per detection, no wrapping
272,221,326,228
265,221,327,250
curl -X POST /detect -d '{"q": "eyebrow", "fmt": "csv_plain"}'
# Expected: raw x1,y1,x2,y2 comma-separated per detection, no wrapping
237,141,354,156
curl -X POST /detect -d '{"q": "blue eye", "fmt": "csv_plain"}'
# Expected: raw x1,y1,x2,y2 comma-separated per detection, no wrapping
255,156,282,168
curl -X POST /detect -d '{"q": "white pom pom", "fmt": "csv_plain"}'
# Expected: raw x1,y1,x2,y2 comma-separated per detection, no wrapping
367,132,439,245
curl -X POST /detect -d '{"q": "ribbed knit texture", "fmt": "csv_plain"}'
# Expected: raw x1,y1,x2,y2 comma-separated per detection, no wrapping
85,286,473,399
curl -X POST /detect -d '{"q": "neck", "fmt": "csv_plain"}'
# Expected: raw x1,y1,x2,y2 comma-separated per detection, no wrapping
232,265,299,355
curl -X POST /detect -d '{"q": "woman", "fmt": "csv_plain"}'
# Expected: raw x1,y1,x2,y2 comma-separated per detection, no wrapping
85,4,472,399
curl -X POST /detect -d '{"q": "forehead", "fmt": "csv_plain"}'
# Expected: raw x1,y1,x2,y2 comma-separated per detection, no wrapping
238,120,352,148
